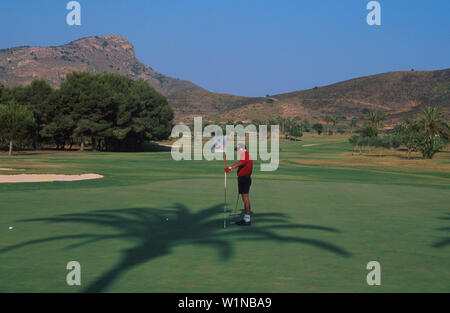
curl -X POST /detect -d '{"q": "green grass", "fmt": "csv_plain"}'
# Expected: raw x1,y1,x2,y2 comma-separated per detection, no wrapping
0,135,449,292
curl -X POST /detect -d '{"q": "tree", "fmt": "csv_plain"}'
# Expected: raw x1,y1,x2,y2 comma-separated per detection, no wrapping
25,80,55,147
324,114,337,135
301,118,311,132
368,136,381,154
364,109,386,129
252,119,265,127
394,120,423,159
288,123,303,138
349,135,360,154
57,72,174,152
285,117,295,133
8,80,55,149
40,114,76,150
39,90,76,150
0,83,5,101
370,136,400,156
350,117,359,134
0,101,36,155
331,115,338,134
0,73,174,152
416,106,449,159
419,106,449,141
337,126,346,135
312,123,324,135
274,117,284,134
393,108,449,159
360,124,378,138
349,135,369,154
324,115,332,135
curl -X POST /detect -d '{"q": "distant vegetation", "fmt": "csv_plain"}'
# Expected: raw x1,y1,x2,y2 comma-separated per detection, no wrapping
349,107,449,159
1,70,449,160
0,72,174,153
199,106,449,160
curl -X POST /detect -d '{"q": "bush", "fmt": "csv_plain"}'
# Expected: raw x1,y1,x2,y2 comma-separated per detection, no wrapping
349,134,399,155
361,124,378,137
312,123,324,135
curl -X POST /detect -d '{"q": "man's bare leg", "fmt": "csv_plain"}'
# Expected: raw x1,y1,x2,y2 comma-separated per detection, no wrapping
236,194,251,225
242,193,251,215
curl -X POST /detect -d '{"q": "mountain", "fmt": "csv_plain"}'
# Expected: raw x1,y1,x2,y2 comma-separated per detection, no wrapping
0,35,203,96
0,34,254,121
208,69,450,124
0,35,448,124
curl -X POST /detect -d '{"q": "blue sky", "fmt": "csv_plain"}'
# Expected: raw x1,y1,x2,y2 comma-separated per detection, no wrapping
0,0,449,96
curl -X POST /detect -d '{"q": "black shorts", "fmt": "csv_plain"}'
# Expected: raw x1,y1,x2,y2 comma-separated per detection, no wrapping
238,176,252,194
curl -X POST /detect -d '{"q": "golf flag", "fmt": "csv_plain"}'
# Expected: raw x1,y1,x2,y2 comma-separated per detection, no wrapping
211,136,226,153
211,135,228,228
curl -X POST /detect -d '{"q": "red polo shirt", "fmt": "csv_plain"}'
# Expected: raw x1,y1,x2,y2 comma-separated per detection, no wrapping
237,150,253,177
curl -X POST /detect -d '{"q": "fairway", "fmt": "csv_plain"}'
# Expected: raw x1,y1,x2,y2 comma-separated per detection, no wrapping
0,135,449,292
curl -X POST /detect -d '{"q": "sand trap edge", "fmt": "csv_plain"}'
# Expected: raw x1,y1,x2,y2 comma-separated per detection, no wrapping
0,173,104,183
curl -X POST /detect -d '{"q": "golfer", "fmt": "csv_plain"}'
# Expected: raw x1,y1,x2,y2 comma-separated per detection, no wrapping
225,143,253,226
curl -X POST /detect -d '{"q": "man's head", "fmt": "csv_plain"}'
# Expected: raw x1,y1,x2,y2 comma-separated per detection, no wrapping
235,143,246,151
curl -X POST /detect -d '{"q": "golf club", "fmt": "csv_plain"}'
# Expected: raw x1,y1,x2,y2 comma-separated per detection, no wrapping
228,192,241,225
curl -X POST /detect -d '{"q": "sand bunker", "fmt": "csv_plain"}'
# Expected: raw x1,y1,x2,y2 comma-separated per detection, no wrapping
0,173,103,183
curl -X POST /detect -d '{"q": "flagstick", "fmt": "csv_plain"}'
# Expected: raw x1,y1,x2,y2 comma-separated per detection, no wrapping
224,152,227,228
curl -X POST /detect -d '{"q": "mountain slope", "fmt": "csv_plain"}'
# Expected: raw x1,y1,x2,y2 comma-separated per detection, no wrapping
0,35,203,96
0,35,448,124
207,69,450,124
0,34,253,121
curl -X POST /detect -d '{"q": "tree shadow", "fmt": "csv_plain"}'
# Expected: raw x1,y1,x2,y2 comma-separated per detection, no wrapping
393,154,424,160
432,212,450,248
0,203,351,292
141,142,172,152
0,152,46,157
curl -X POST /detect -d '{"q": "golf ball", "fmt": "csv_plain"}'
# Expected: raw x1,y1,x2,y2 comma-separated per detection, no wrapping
8,226,13,230
166,218,169,221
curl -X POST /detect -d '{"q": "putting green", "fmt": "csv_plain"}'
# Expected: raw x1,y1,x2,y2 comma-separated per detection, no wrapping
0,136,449,292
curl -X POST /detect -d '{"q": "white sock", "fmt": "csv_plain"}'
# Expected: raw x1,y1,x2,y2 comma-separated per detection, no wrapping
244,214,251,222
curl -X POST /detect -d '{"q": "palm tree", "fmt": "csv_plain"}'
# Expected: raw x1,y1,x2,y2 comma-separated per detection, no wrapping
364,109,386,129
330,115,337,135
324,115,332,135
350,117,359,134
283,117,295,136
324,114,337,135
418,106,450,158
419,106,449,139
276,117,284,134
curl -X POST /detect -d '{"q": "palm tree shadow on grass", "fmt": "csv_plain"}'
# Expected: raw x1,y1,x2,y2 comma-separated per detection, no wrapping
1,203,351,292
432,212,450,248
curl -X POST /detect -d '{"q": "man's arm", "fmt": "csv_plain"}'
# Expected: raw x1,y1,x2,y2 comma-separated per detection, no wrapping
225,160,245,172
